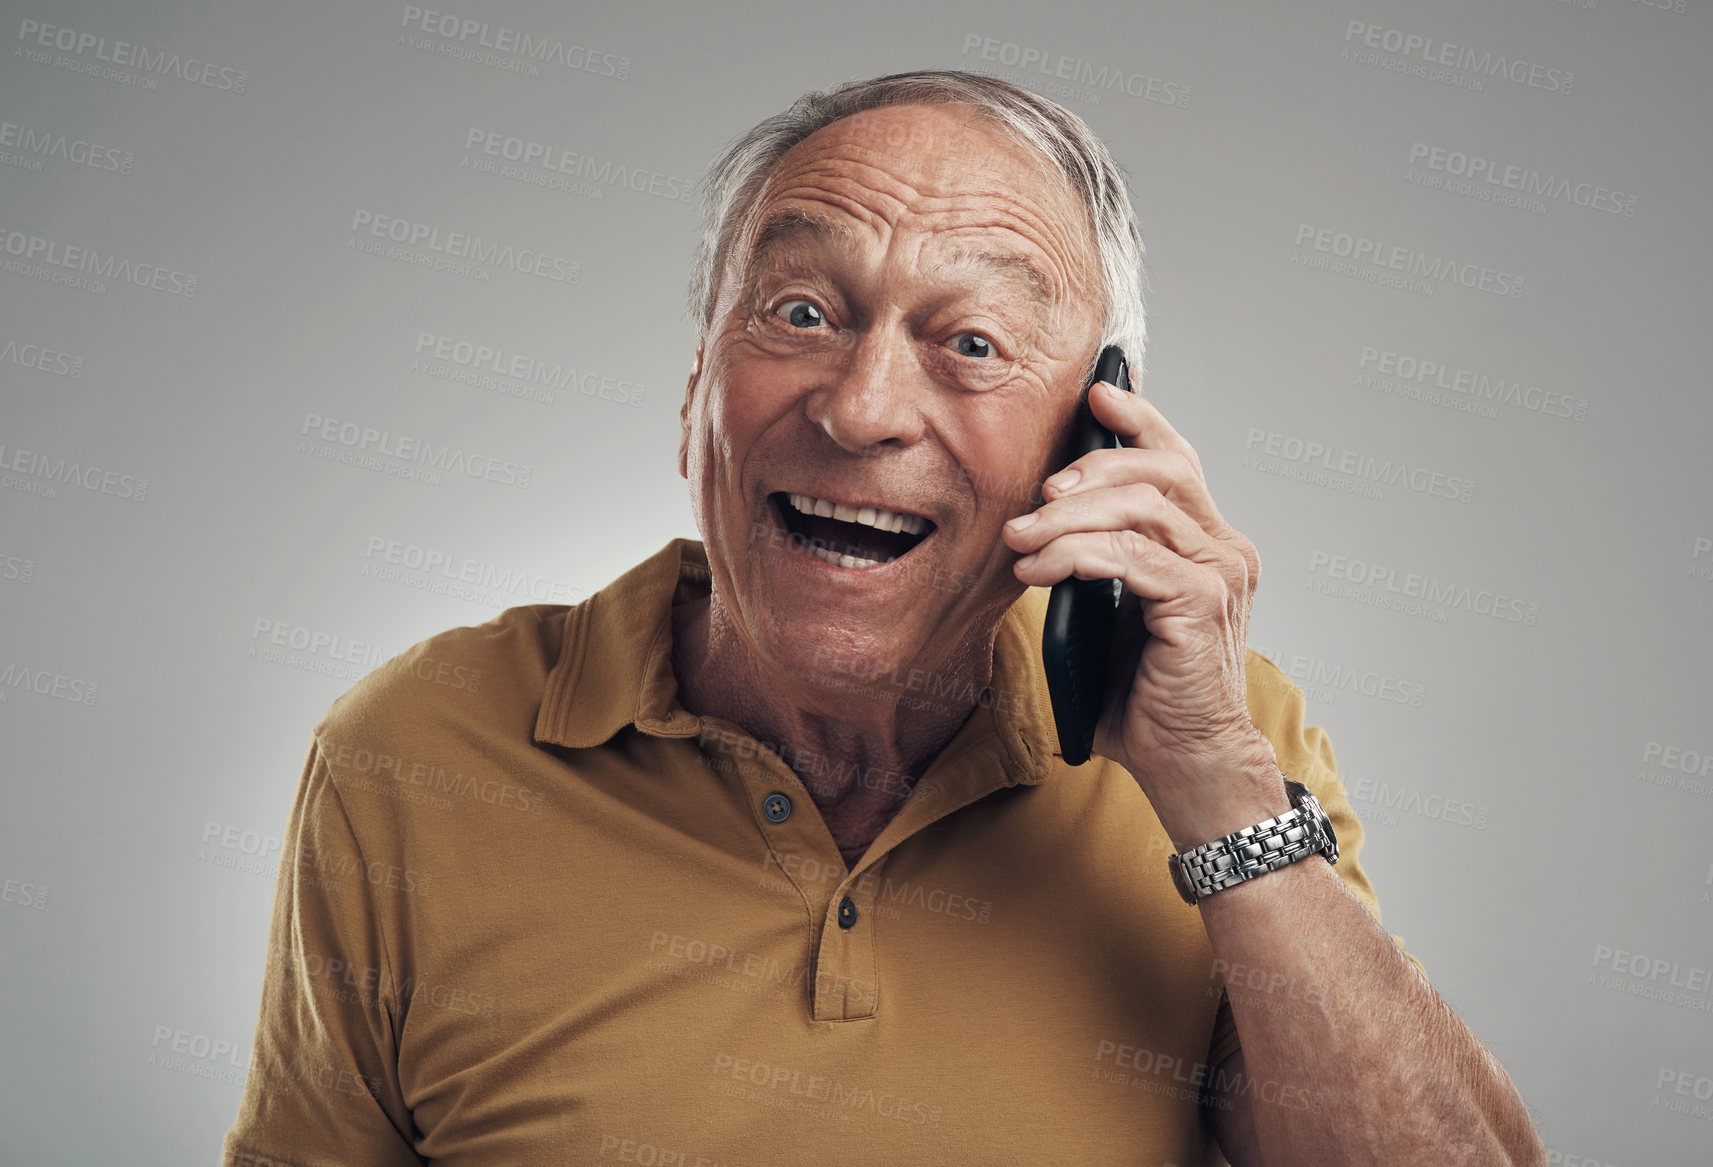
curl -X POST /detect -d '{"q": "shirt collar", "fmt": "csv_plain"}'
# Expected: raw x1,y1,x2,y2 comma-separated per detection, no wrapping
533,538,1061,785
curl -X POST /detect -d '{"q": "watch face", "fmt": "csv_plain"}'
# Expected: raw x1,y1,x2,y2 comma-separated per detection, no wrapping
1305,792,1339,862
1288,781,1339,862
1168,856,1198,906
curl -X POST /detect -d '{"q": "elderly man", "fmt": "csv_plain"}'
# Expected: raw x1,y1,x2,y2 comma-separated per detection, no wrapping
224,71,1543,1165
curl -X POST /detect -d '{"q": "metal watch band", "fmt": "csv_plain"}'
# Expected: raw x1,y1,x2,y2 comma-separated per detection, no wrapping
1168,779,1339,906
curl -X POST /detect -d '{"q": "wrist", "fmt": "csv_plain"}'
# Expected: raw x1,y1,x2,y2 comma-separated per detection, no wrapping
1142,730,1287,852
1168,777,1341,907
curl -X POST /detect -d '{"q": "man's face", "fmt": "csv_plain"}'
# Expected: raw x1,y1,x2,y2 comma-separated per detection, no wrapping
679,102,1103,692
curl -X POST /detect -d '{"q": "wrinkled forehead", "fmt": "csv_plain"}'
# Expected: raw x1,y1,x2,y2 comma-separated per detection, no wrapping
778,103,1063,187
729,104,1097,310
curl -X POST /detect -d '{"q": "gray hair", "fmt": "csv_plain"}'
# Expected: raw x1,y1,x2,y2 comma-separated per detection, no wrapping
687,69,1148,387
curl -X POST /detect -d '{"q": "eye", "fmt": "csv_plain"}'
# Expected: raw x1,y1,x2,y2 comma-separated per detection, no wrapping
774,299,826,328
952,332,996,358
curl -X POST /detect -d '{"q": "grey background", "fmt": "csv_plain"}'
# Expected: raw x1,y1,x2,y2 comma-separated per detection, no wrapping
2,0,1709,1163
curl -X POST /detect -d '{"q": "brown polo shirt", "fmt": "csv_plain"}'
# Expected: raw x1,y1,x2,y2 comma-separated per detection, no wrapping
223,537,1417,1167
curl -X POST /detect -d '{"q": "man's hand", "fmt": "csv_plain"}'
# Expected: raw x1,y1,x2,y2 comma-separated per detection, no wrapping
1006,378,1548,1167
1002,378,1280,843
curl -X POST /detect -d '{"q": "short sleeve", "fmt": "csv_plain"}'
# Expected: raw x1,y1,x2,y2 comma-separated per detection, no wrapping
221,740,422,1167
1207,652,1431,1067
1293,720,1428,983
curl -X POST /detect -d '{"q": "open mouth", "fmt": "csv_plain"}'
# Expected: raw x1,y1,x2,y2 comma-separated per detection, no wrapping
770,491,936,569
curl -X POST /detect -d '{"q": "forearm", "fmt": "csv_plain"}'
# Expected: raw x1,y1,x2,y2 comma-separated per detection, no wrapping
1133,731,1542,1166
1194,816,1545,1165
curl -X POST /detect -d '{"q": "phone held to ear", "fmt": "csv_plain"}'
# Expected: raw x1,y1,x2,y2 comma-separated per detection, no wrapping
1041,345,1133,767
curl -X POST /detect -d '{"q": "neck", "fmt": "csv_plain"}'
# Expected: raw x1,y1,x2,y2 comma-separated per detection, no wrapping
671,589,1005,867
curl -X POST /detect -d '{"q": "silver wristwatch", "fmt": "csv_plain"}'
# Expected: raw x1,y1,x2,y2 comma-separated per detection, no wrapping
1168,779,1339,906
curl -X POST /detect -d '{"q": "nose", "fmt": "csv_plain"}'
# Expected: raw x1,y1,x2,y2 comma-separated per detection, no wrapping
803,324,926,455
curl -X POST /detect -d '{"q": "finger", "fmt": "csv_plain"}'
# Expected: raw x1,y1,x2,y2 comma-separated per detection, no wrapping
1012,509,1256,615
1085,380,1207,480
1003,479,1222,566
1043,445,1229,537
1012,528,1231,629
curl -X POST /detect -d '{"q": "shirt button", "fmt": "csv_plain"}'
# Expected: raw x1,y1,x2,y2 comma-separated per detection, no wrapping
762,792,792,823
837,896,858,929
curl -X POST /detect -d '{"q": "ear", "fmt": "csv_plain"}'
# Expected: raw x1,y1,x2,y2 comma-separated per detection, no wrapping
677,342,703,481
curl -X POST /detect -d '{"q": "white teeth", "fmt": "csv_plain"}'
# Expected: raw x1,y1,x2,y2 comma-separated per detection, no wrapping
783,493,930,536
809,545,882,569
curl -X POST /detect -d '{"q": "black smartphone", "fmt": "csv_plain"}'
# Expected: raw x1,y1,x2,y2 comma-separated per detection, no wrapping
1042,345,1132,766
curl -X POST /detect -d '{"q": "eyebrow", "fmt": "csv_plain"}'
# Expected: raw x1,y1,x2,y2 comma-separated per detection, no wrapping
934,246,1054,312
744,207,1056,317
745,208,854,278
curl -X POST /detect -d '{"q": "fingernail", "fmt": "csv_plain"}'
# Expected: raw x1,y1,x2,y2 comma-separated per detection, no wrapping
1045,468,1081,493
1007,513,1038,531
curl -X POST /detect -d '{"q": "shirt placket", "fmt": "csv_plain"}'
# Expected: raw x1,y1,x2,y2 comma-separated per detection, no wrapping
698,704,1040,1025
738,748,881,1022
